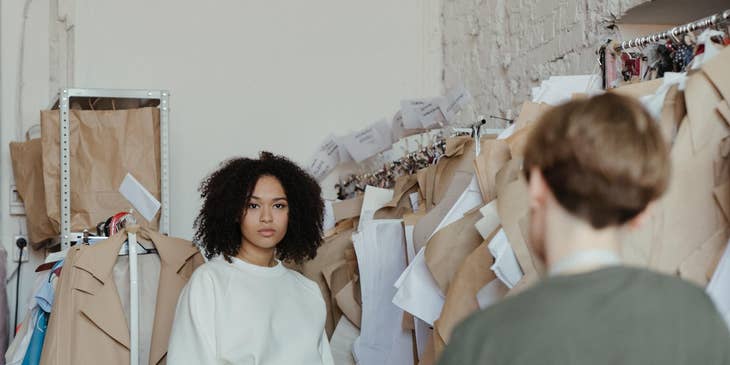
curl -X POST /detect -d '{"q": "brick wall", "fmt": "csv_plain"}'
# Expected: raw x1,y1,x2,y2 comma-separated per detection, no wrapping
442,0,651,119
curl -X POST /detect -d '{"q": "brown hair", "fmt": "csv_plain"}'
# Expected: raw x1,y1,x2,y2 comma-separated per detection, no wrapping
523,93,670,229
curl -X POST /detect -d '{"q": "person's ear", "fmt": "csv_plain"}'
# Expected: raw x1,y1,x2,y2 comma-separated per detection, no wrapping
528,167,548,208
627,202,654,230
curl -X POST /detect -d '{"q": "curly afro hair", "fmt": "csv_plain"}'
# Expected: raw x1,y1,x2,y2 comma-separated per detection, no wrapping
194,151,324,264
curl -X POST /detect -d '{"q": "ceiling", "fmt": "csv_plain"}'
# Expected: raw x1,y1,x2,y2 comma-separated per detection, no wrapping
618,0,729,25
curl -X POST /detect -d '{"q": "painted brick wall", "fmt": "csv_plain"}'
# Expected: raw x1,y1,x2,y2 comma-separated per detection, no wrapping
442,0,651,118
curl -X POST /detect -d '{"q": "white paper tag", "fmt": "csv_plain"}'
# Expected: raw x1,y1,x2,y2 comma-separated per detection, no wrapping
418,98,447,129
373,118,395,144
440,84,473,123
306,135,342,181
119,173,161,222
401,100,429,129
341,123,391,163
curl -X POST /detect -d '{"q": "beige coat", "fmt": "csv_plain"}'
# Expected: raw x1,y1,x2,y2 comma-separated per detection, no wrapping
40,227,204,365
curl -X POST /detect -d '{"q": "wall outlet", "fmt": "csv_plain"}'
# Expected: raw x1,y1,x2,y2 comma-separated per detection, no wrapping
12,235,29,263
9,185,25,216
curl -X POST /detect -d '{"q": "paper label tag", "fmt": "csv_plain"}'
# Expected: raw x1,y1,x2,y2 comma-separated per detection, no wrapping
306,135,342,181
119,173,161,222
341,122,391,163
440,84,473,123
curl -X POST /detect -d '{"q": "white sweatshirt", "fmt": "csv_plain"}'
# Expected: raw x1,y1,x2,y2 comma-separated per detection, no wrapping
167,256,335,365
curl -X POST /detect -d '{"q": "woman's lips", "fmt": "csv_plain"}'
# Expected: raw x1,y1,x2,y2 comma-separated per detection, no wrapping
258,229,276,237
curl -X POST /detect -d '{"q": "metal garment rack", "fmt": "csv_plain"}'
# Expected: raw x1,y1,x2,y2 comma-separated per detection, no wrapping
615,9,730,51
58,88,170,250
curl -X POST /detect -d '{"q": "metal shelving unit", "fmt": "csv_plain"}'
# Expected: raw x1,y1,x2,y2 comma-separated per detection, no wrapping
57,88,170,250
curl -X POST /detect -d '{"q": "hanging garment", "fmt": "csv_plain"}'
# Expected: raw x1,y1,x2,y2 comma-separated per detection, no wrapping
6,270,52,365
432,240,498,360
352,220,413,365
473,138,511,203
374,174,420,219
20,312,47,365
412,173,473,254
494,160,543,293
40,228,204,365
302,227,356,337
650,46,730,276
417,137,474,211
425,206,484,293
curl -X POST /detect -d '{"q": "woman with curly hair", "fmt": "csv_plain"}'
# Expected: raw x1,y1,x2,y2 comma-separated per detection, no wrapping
168,152,334,365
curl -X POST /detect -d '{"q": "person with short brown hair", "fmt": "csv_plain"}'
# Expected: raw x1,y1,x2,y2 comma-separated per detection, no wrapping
438,93,730,365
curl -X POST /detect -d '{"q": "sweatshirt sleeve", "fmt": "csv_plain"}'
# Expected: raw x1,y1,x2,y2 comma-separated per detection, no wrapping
167,269,218,365
319,328,335,365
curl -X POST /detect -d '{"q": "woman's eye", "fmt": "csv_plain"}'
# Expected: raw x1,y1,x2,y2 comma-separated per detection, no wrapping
274,203,287,209
247,203,259,209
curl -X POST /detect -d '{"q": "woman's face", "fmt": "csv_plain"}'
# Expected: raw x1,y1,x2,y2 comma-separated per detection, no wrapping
240,175,289,250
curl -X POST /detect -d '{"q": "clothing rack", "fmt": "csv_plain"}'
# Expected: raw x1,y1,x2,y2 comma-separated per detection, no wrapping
340,118,505,193
615,9,730,51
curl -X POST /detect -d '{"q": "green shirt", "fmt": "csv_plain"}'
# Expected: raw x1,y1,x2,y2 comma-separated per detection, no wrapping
438,266,730,365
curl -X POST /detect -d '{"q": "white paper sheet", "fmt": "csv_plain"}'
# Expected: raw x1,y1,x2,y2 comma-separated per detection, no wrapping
353,220,413,365
487,229,524,288
357,186,394,232
392,247,445,326
119,173,161,222
476,279,508,310
440,84,473,123
430,175,482,240
707,239,730,331
475,200,500,239
414,319,431,361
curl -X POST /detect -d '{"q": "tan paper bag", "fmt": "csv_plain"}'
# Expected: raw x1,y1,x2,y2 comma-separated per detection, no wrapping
41,107,161,232
9,139,59,247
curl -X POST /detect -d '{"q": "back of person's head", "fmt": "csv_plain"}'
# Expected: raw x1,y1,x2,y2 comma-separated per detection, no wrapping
523,93,670,229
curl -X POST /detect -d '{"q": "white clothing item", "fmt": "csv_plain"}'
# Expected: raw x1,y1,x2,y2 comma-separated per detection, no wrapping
392,248,445,325
167,257,334,365
352,220,414,365
640,72,687,120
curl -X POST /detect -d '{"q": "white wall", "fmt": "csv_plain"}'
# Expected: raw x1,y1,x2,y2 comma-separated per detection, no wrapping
73,0,443,237
1,0,442,339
